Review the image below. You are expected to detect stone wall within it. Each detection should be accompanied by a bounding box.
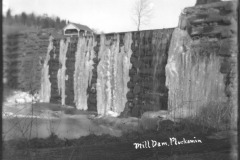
[41,35,97,110]
[166,1,238,120]
[40,30,173,117]
[123,29,173,117]
[49,38,62,104]
[4,1,237,121]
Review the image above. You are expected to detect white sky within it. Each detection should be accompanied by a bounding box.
[3,0,196,33]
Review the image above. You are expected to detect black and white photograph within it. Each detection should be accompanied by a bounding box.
[2,0,238,159]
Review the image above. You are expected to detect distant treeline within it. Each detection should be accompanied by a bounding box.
[3,9,69,29]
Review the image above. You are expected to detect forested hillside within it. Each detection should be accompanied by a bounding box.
[3,9,68,31]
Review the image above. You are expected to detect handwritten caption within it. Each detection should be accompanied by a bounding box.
[133,137,202,149]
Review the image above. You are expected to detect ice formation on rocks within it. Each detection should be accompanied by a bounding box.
[97,33,132,115]
[40,36,53,102]
[57,38,70,105]
[74,37,96,110]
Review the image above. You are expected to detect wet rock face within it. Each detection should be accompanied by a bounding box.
[166,1,237,119]
[65,38,78,106]
[124,30,173,117]
[87,35,100,112]
[49,39,62,104]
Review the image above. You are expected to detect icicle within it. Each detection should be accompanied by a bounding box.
[122,33,133,112]
[112,34,119,113]
[97,35,112,115]
[96,33,133,116]
[113,33,133,114]
[74,37,87,110]
[57,38,70,105]
[74,36,96,110]
[86,37,95,86]
[40,36,53,102]
[84,41,94,90]
[96,35,104,114]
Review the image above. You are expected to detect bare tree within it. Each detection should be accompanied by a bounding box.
[132,0,153,31]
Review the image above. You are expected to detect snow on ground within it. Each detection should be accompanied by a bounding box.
[4,90,40,105]
[2,91,136,140]
[2,90,175,141]
[2,102,125,140]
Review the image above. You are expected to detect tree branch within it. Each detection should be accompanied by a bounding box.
[132,0,153,31]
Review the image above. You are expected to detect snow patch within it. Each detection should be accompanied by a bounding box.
[4,90,40,106]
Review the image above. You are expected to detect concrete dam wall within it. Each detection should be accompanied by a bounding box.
[4,1,237,123]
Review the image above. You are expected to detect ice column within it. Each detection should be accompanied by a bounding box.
[57,38,70,105]
[74,37,95,110]
[97,35,112,115]
[40,36,53,102]
[97,33,133,115]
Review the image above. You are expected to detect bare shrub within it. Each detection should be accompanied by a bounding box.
[177,102,232,134]
[195,102,232,131]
